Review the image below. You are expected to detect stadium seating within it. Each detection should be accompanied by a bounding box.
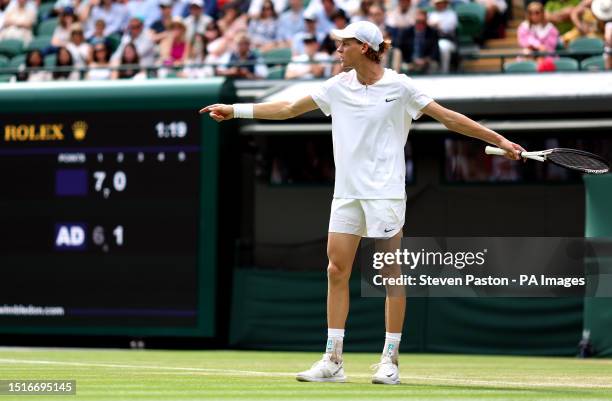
[0,55,9,69]
[37,2,55,22]
[553,57,579,71]
[0,39,25,58]
[568,37,605,54]
[9,54,26,69]
[580,55,605,71]
[44,53,56,67]
[262,47,292,66]
[37,18,59,36]
[455,2,486,45]
[267,66,285,79]
[26,36,52,52]
[503,60,537,73]
[107,33,122,53]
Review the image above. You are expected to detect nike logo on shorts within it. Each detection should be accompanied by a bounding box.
[384,228,394,233]
[385,98,398,102]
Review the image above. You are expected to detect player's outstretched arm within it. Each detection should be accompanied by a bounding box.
[199,95,319,122]
[422,101,525,160]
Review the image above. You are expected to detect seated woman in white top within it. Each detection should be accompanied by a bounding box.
[247,0,280,52]
[285,33,332,79]
[15,49,51,82]
[427,0,457,73]
[86,42,113,80]
[179,32,216,78]
[53,46,81,80]
[51,7,77,49]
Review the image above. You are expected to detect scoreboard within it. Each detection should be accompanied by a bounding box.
[0,79,233,337]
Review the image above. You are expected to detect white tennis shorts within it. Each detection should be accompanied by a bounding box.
[328,198,406,239]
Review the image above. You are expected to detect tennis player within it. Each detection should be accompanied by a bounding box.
[200,21,525,385]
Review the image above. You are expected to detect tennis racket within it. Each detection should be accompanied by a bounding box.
[485,146,610,174]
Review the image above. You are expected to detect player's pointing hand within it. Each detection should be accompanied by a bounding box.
[199,104,234,122]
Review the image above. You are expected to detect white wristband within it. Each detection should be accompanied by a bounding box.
[233,103,254,119]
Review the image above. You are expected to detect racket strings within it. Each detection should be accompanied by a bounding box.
[548,152,610,174]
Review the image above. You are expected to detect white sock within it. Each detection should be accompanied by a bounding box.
[325,328,345,363]
[383,332,401,364]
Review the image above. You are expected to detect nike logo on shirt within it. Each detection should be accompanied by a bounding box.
[385,98,398,102]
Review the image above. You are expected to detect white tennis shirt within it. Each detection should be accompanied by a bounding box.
[311,68,433,199]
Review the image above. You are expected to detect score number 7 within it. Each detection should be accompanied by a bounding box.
[93,171,127,194]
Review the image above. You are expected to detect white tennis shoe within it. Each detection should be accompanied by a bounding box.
[371,356,400,385]
[296,354,346,383]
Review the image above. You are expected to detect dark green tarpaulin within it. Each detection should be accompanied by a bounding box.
[583,175,612,357]
[230,268,582,355]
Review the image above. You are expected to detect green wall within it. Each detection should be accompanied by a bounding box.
[230,268,583,355]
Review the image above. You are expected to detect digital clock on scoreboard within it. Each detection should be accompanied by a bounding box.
[0,80,230,338]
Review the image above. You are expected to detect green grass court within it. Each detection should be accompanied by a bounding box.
[1,349,611,400]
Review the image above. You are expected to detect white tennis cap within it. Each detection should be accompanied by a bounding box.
[331,21,383,51]
[592,0,612,21]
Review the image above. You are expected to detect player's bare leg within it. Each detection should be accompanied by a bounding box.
[296,232,361,382]
[373,230,405,385]
[326,232,361,332]
[382,231,406,334]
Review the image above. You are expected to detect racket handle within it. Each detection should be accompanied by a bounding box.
[485,146,509,156]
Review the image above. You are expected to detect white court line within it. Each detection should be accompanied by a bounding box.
[0,358,611,389]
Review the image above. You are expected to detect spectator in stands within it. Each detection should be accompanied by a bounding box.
[305,0,360,19]
[475,0,508,38]
[52,0,78,18]
[397,8,439,73]
[173,0,191,18]
[561,0,604,45]
[218,1,248,36]
[428,0,457,73]
[81,0,129,38]
[351,0,373,23]
[292,11,325,55]
[159,17,189,66]
[16,49,48,81]
[0,0,35,44]
[386,0,417,44]
[111,42,145,78]
[179,32,215,77]
[605,21,611,69]
[66,22,92,66]
[87,18,112,47]
[51,7,77,49]
[126,0,160,28]
[248,0,280,51]
[209,1,248,57]
[0,0,10,31]
[203,19,223,55]
[285,33,332,78]
[184,0,212,43]
[546,0,584,32]
[313,0,338,35]
[217,33,268,78]
[367,3,390,38]
[86,41,112,79]
[517,2,559,57]
[277,0,305,47]
[112,16,157,66]
[248,0,287,18]
[320,8,348,54]
[53,46,81,80]
[367,3,393,66]
[150,0,173,43]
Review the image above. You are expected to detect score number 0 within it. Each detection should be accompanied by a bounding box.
[93,171,126,198]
